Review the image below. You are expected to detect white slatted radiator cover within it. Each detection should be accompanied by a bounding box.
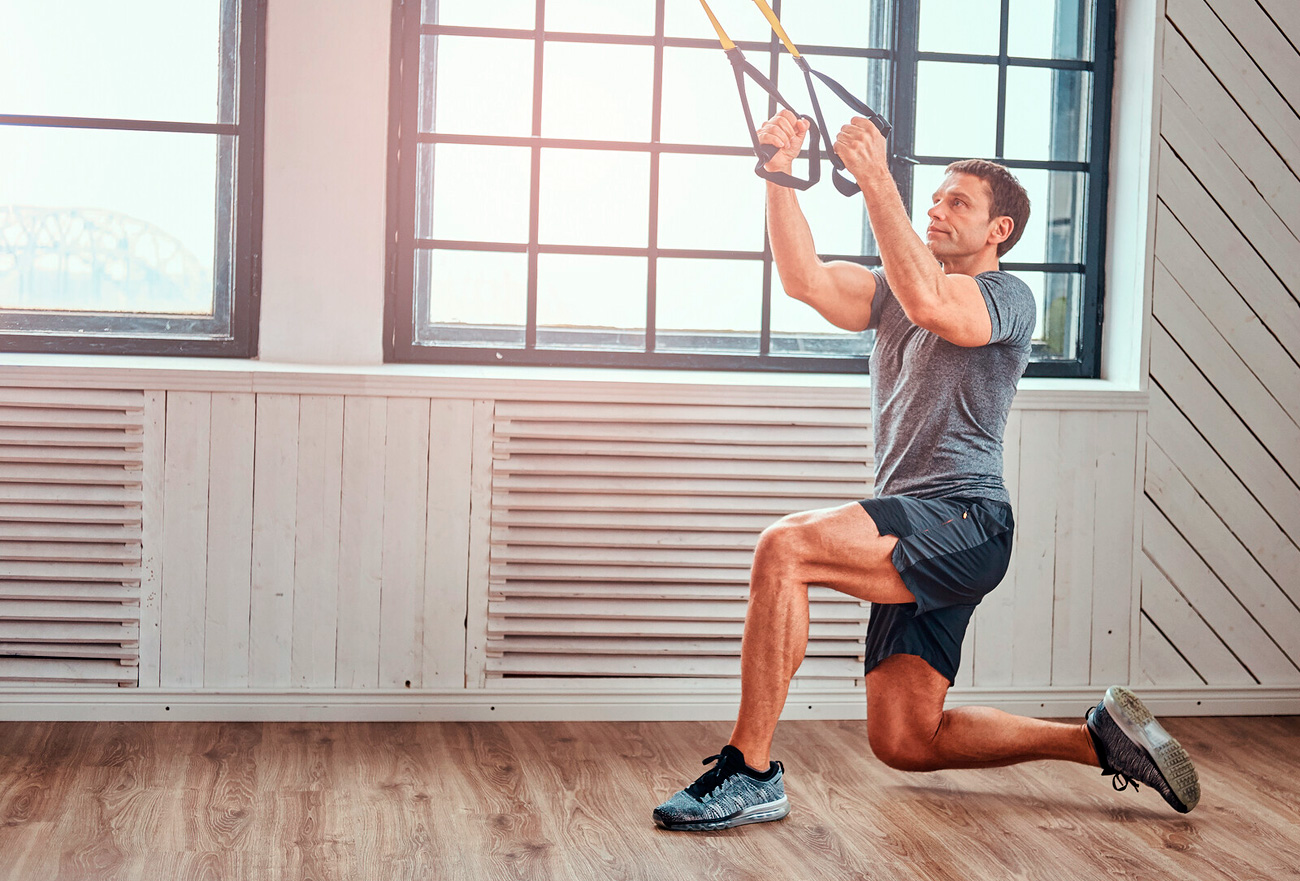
[0,388,142,686]
[487,400,875,681]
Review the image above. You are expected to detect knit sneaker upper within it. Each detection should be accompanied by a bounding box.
[653,745,788,830]
[1086,686,1201,813]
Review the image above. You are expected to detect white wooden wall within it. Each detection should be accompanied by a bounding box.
[1140,0,1300,687]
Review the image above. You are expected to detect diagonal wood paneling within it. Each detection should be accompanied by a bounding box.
[1145,0,1300,686]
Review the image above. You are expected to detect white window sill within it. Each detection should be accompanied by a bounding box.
[0,352,1145,410]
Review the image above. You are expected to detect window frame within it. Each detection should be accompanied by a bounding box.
[385,0,1114,377]
[0,0,267,358]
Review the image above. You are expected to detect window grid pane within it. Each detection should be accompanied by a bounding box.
[393,0,1111,376]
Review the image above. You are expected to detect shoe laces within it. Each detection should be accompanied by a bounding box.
[1104,769,1140,794]
[686,753,738,799]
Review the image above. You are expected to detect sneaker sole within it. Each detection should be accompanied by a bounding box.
[1104,686,1200,812]
[654,796,790,831]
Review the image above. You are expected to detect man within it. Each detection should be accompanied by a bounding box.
[652,111,1200,831]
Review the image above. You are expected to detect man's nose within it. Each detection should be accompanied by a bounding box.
[927,204,942,220]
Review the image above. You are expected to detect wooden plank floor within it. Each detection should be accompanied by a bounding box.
[0,716,1296,880]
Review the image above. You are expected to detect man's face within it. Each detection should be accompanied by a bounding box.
[924,173,1001,260]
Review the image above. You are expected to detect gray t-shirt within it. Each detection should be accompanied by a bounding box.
[866,268,1036,503]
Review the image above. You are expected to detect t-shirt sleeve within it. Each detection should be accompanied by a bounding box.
[866,268,894,331]
[977,272,1037,346]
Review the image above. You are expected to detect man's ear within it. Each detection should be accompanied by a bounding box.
[988,215,1014,249]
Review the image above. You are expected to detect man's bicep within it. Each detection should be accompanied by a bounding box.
[821,260,878,332]
[912,274,993,347]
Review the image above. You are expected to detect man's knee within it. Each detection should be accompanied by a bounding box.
[753,512,816,571]
[867,726,944,772]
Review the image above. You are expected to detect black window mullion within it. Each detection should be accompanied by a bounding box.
[890,0,920,206]
[996,0,1010,157]
[646,0,666,355]
[1082,0,1115,377]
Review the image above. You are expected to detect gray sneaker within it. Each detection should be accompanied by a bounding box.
[653,745,790,831]
[1086,686,1201,813]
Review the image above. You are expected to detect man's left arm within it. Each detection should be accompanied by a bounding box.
[834,119,992,348]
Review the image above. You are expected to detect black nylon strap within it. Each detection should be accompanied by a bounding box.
[724,48,820,191]
[794,55,892,196]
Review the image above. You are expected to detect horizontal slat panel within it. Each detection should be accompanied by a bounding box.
[496,402,868,426]
[0,503,141,524]
[493,491,849,514]
[494,526,760,550]
[0,562,141,584]
[0,581,140,602]
[0,621,138,642]
[495,454,869,482]
[0,522,142,543]
[489,581,866,604]
[489,596,868,621]
[0,642,138,660]
[486,637,860,657]
[0,407,143,430]
[0,445,143,467]
[0,656,136,683]
[491,563,751,583]
[0,541,141,563]
[0,427,143,449]
[492,545,755,568]
[492,616,865,639]
[494,510,780,532]
[0,483,140,506]
[0,388,144,410]
[0,599,141,623]
[497,421,871,444]
[486,654,859,678]
[497,438,869,462]
[0,463,142,487]
[496,474,867,498]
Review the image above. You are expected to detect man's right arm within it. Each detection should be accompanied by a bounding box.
[758,111,876,332]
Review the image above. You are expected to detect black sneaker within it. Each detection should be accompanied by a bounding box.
[652,745,789,831]
[1086,686,1201,813]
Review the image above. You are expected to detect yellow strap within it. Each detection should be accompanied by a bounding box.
[748,0,801,58]
[696,0,736,50]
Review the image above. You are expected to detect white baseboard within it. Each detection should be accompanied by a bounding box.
[0,685,1296,722]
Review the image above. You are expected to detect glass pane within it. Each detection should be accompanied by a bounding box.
[1008,0,1094,61]
[1004,68,1091,162]
[539,149,650,247]
[1013,270,1082,357]
[776,53,887,145]
[770,270,873,357]
[664,0,773,44]
[545,0,655,35]
[542,43,654,141]
[418,249,528,347]
[428,144,532,243]
[424,36,534,136]
[1011,169,1087,264]
[919,0,1001,56]
[657,154,765,252]
[778,0,892,50]
[914,62,998,158]
[800,175,872,257]
[0,2,224,122]
[660,47,777,148]
[537,254,646,350]
[0,126,220,315]
[424,0,535,29]
[655,258,761,354]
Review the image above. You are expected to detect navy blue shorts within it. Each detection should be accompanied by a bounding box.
[856,495,1015,685]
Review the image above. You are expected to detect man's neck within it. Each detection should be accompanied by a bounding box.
[938,252,1000,277]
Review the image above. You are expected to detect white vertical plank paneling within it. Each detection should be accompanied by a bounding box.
[248,394,300,687]
[1051,411,1096,685]
[1090,411,1137,686]
[1011,410,1057,685]
[464,400,495,689]
[203,393,255,688]
[973,408,1021,686]
[138,390,165,688]
[292,396,345,688]
[335,397,387,688]
[422,399,474,687]
[159,392,210,688]
[378,398,431,688]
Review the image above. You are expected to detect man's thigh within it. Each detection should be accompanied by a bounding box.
[865,653,950,745]
[769,502,914,605]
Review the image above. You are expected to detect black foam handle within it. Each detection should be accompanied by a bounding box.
[724,48,822,191]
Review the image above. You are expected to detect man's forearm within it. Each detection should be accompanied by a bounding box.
[858,172,944,317]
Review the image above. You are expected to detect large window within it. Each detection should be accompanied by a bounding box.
[0,0,266,357]
[387,0,1112,375]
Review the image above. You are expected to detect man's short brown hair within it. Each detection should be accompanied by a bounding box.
[944,159,1031,257]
